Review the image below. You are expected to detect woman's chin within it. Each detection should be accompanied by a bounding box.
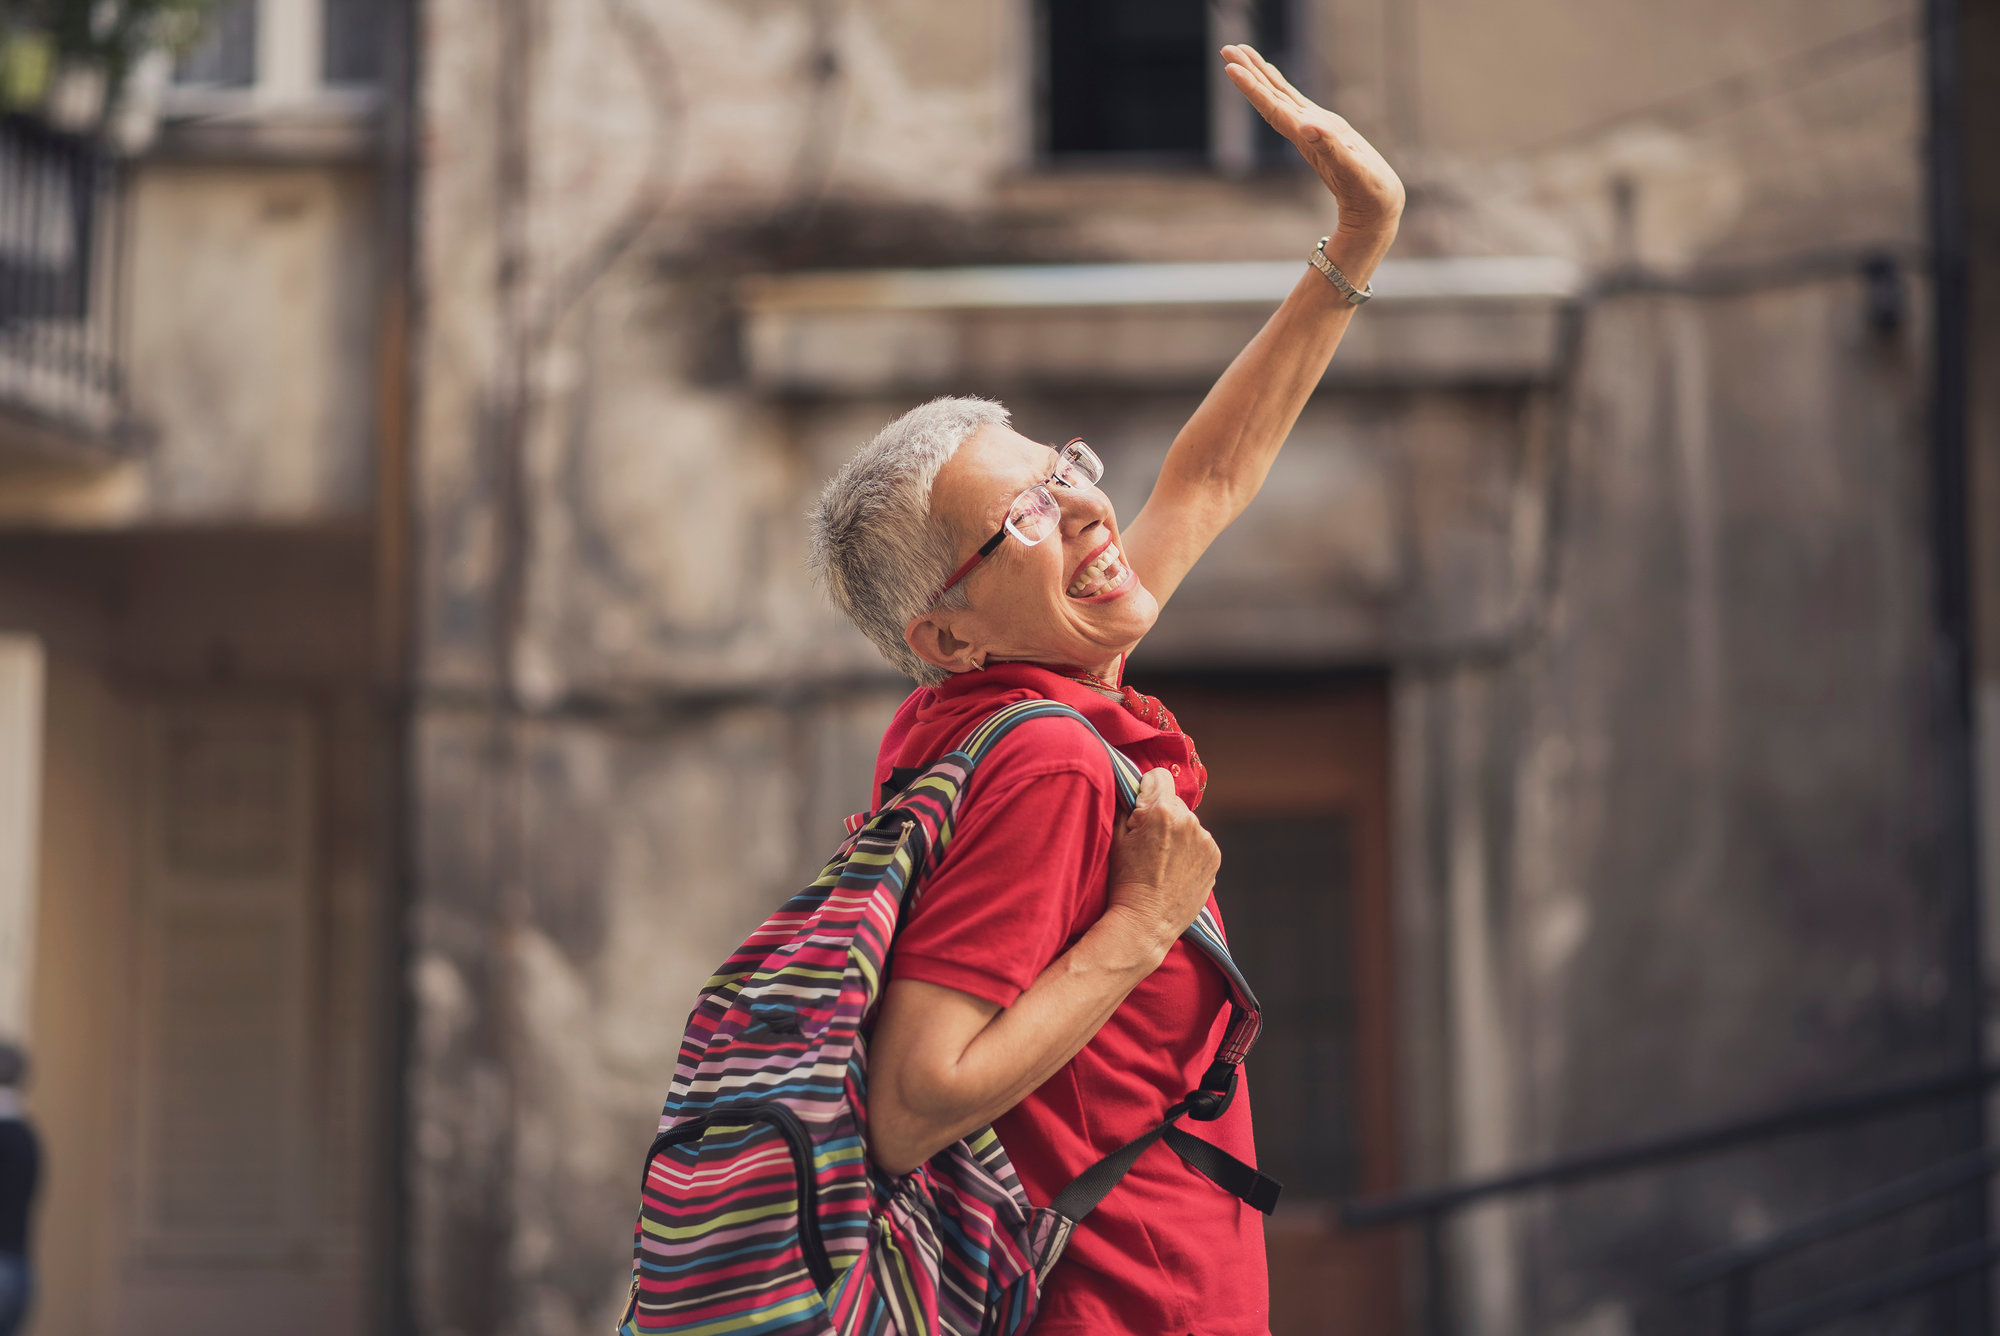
[1071,593,1158,653]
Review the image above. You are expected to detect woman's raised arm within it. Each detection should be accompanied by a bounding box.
[1120,45,1404,608]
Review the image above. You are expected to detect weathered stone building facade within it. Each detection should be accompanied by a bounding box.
[4,0,1999,1334]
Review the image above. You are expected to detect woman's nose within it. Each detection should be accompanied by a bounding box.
[1059,483,1112,533]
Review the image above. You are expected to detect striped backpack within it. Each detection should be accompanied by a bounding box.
[618,698,1280,1336]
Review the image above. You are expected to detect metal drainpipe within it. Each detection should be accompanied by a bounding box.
[1924,0,1986,1331]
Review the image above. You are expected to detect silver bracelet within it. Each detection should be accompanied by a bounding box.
[1308,235,1373,305]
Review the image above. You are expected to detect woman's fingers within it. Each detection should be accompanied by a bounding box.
[1129,767,1173,816]
[1219,56,1276,109]
[1219,42,1405,228]
[1220,45,1292,108]
[1228,44,1346,147]
[1223,47,1328,146]
[1220,46,1291,104]
[1225,43,1316,127]
[1222,60,1301,138]
[1241,44,1309,109]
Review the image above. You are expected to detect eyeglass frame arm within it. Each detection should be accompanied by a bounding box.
[933,527,1009,603]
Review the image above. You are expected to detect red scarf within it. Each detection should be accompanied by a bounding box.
[1066,669,1209,797]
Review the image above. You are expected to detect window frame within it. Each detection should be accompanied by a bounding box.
[163,0,383,120]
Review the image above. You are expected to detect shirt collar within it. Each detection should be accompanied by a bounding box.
[931,661,1170,749]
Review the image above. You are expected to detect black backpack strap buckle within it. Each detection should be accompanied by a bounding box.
[1184,1059,1238,1122]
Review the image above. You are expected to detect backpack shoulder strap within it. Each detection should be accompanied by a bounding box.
[846,698,1130,834]
[954,698,1263,1030]
[953,697,1144,800]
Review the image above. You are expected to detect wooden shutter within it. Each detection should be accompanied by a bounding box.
[132,703,313,1260]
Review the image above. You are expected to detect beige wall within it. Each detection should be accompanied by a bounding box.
[125,163,381,521]
[29,655,140,1336]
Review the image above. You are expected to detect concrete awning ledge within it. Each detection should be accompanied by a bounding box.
[740,257,1586,394]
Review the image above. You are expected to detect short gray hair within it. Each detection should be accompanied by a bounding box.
[808,396,1010,685]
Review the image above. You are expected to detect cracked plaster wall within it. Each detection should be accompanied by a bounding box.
[408,1,1959,1332]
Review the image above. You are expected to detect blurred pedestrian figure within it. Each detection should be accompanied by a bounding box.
[0,1043,37,1336]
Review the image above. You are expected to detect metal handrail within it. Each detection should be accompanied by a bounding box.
[1748,1239,2000,1336]
[1335,1063,2000,1336]
[1675,1142,2000,1290]
[1674,1142,2000,1335]
[1341,1063,2000,1227]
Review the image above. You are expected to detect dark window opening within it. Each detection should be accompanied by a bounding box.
[173,0,258,88]
[1045,0,1210,160]
[1041,0,1296,166]
[323,0,388,85]
[1243,0,1296,168]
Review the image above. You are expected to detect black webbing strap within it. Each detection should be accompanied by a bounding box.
[1161,1126,1283,1215]
[1047,1095,1282,1225]
[1048,1098,1196,1223]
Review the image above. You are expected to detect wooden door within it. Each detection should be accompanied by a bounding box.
[113,700,377,1335]
[1160,674,1403,1336]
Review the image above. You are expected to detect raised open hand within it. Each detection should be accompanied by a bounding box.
[1221,44,1405,237]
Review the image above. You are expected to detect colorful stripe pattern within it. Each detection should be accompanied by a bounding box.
[619,700,1265,1336]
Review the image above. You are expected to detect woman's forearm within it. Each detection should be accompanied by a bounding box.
[1121,221,1399,606]
[1158,224,1399,524]
[868,907,1176,1175]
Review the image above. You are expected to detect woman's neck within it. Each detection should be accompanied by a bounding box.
[984,652,1125,687]
[1067,655,1124,688]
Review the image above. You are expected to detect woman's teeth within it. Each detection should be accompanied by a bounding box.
[1067,544,1127,598]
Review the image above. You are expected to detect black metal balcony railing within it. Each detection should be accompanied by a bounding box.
[0,112,125,437]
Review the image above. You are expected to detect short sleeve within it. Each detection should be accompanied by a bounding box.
[888,730,1119,1009]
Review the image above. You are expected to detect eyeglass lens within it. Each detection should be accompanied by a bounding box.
[1006,441,1102,546]
[1007,489,1060,544]
[1055,439,1102,488]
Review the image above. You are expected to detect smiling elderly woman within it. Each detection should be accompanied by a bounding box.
[805,46,1402,1336]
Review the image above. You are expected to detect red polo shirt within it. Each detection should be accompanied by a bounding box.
[876,662,1269,1336]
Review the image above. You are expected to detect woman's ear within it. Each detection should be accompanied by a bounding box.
[904,612,981,675]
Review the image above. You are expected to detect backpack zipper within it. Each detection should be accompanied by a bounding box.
[646,1102,836,1293]
[617,1270,640,1332]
